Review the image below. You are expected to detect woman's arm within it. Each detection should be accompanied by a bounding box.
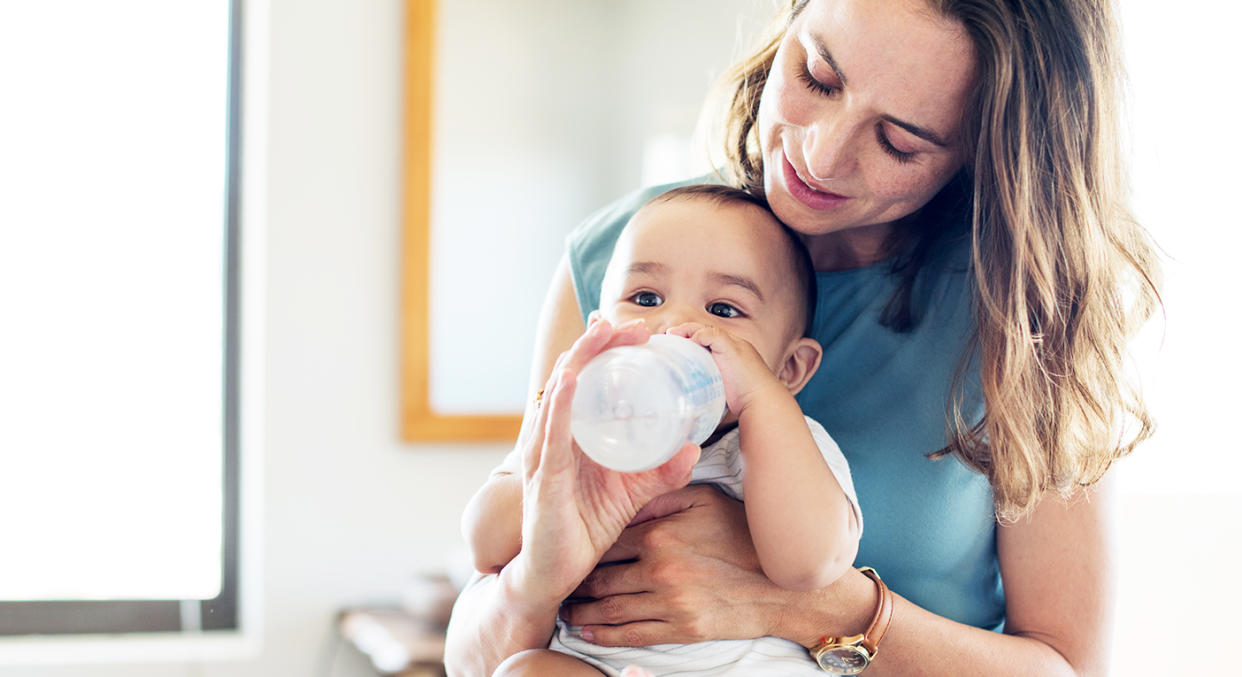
[562,476,1117,677]
[444,256,585,676]
[861,475,1117,676]
[456,255,585,573]
[443,256,700,677]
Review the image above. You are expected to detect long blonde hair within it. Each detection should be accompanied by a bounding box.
[717,0,1161,521]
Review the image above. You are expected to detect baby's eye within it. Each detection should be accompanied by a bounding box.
[707,302,741,318]
[631,291,663,307]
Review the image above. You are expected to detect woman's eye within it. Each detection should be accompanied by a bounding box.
[876,125,917,164]
[632,291,662,307]
[707,302,741,318]
[797,65,836,97]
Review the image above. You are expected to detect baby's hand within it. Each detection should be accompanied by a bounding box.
[665,323,787,415]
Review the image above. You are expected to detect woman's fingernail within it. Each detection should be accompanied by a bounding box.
[580,628,594,641]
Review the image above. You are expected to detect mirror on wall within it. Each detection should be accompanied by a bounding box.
[402,0,774,441]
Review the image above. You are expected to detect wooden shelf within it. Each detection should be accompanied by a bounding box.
[338,607,447,677]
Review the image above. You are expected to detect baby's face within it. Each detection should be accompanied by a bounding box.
[598,196,807,373]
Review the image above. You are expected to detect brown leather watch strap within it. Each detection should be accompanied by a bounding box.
[858,567,893,656]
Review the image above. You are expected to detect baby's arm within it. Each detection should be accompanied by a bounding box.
[670,324,859,591]
[737,388,859,590]
[461,468,523,574]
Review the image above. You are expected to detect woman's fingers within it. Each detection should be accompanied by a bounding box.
[561,318,617,373]
[649,441,699,497]
[571,558,649,600]
[526,318,650,477]
[521,350,568,476]
[560,590,657,628]
[523,318,616,474]
[538,367,579,475]
[627,481,706,528]
[555,484,780,647]
[579,620,683,648]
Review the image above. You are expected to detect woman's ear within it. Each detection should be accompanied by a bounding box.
[777,337,823,396]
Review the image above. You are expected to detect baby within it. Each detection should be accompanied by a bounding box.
[463,185,863,676]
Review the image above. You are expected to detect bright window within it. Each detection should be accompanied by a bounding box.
[0,0,238,633]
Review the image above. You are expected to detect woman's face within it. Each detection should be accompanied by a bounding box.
[758,0,976,245]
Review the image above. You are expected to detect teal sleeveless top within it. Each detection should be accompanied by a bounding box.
[566,180,1005,631]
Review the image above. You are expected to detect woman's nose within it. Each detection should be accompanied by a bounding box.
[802,116,858,181]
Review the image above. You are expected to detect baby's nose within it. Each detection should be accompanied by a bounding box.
[648,305,694,334]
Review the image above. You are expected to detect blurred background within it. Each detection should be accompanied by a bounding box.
[0,1,1237,675]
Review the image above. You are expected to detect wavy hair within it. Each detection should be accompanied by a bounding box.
[715,0,1161,521]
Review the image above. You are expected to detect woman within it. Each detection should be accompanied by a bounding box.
[446,0,1160,674]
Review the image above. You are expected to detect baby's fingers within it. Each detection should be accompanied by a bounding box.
[663,322,705,340]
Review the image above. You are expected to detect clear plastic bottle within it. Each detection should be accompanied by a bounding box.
[571,333,726,473]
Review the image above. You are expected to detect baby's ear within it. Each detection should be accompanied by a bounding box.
[777,337,823,396]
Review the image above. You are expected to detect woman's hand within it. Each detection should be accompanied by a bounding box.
[557,484,816,645]
[505,318,702,611]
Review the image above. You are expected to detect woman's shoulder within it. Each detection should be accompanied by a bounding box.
[566,174,724,321]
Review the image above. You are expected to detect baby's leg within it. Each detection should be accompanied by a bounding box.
[492,648,608,677]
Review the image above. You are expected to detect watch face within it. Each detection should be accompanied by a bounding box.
[815,646,871,675]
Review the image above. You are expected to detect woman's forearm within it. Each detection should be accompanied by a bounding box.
[762,571,1092,677]
[862,596,1086,677]
[773,485,1114,677]
[444,569,560,677]
[445,317,703,676]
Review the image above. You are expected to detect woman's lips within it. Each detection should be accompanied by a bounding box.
[782,154,849,210]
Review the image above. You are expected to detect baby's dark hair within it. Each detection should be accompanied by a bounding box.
[647,184,817,337]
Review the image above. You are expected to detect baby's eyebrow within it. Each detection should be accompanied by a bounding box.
[710,272,764,302]
[627,261,667,275]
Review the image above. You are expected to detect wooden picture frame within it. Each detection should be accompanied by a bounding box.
[401,0,521,441]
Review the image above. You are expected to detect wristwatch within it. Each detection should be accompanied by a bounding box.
[809,567,893,674]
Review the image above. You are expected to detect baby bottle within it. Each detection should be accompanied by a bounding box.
[571,333,726,472]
